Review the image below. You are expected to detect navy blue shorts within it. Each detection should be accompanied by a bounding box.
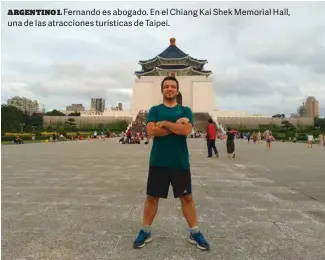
[146,166,192,199]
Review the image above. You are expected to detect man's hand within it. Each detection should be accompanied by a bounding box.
[156,121,166,128]
[161,121,192,136]
[176,117,190,124]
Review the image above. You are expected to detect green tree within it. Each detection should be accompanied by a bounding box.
[107,120,129,132]
[314,117,325,132]
[64,118,77,131]
[1,105,43,132]
[45,109,65,116]
[68,112,81,116]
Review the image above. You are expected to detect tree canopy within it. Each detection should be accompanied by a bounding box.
[1,105,43,132]
[44,109,65,116]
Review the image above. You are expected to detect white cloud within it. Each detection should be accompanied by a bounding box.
[1,1,325,116]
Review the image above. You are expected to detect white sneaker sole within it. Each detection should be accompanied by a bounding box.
[188,238,209,250]
[135,237,152,248]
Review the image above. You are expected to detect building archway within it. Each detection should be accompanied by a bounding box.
[177,92,182,105]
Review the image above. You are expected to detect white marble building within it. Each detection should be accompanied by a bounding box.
[130,75,216,113]
[130,37,216,113]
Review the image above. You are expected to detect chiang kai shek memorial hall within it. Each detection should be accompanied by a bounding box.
[127,37,259,132]
[130,37,216,114]
[124,38,312,132]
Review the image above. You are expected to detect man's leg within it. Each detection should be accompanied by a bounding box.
[133,167,169,249]
[143,196,160,226]
[172,171,210,250]
[207,139,212,157]
[180,194,198,228]
[211,139,219,157]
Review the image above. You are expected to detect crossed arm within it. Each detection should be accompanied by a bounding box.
[146,118,193,137]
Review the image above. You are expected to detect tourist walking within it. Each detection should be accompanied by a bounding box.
[226,127,235,158]
[133,76,210,251]
[263,128,272,150]
[246,132,251,144]
[307,133,314,148]
[206,118,219,158]
[252,132,257,143]
[257,131,262,144]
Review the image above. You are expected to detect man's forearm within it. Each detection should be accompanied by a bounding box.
[163,121,192,136]
[147,125,171,136]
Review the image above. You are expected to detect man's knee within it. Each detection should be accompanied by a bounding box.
[180,194,193,204]
[146,195,160,205]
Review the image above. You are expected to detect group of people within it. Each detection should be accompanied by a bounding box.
[205,119,274,158]
[12,135,24,144]
[307,133,325,148]
[245,131,270,144]
[118,129,150,144]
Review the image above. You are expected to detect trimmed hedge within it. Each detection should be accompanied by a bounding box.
[1,134,91,142]
[2,135,48,141]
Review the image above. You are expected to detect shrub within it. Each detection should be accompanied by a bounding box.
[297,133,307,141]
[272,132,286,139]
[4,132,32,136]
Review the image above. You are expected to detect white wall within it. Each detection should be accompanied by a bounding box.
[130,82,154,112]
[209,110,271,117]
[130,76,217,112]
[192,82,216,112]
[81,110,132,117]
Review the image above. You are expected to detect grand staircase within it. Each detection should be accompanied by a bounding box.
[127,111,148,133]
[193,112,226,134]
[193,113,211,132]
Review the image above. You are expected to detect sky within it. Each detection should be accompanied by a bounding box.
[1,1,325,117]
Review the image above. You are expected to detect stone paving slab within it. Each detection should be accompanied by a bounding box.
[1,139,325,259]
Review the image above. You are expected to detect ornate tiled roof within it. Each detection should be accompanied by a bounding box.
[135,66,211,76]
[138,38,207,64]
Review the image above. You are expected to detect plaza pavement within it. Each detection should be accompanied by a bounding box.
[1,138,325,260]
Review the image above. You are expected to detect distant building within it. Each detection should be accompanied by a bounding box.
[290,113,298,118]
[66,104,85,112]
[111,102,124,111]
[91,98,105,113]
[7,96,39,114]
[304,96,320,118]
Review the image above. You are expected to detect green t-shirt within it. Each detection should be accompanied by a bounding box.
[146,104,194,170]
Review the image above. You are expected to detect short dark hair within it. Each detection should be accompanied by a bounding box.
[161,76,179,92]
[227,127,231,131]
[208,118,213,123]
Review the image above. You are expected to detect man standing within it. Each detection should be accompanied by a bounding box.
[226,127,235,158]
[263,128,272,150]
[126,129,132,144]
[133,76,210,251]
[206,118,219,158]
[257,131,262,144]
[307,133,314,148]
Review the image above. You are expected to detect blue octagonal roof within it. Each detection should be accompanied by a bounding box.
[139,38,207,64]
